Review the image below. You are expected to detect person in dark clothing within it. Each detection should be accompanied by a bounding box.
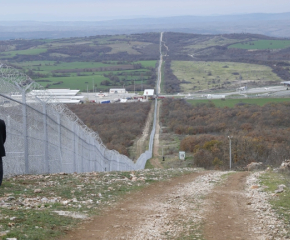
[0,119,6,186]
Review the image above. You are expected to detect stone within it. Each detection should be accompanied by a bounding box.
[7,196,15,201]
[131,177,137,182]
[246,162,263,171]
[34,189,42,193]
[279,160,290,172]
[41,197,48,202]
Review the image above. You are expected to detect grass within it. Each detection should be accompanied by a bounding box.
[187,98,290,108]
[107,43,140,55]
[229,40,290,50]
[0,48,47,59]
[145,159,155,169]
[12,60,156,91]
[0,168,197,239]
[259,171,290,238]
[185,36,249,52]
[160,60,165,93]
[171,61,282,93]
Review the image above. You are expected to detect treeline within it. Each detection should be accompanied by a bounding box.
[67,102,151,156]
[160,99,290,169]
[163,60,181,93]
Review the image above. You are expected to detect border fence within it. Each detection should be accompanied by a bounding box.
[0,64,157,176]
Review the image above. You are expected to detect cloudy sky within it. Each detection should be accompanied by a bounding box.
[1,0,290,21]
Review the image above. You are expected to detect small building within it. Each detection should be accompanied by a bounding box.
[143,89,154,96]
[281,81,290,87]
[28,89,84,104]
[207,94,225,99]
[236,86,247,91]
[143,89,155,100]
[109,88,127,94]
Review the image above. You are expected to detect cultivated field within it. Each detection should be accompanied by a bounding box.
[229,39,290,50]
[184,35,248,53]
[0,33,160,91]
[12,60,157,91]
[171,61,282,92]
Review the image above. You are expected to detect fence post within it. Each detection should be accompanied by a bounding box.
[57,113,63,172]
[21,88,29,174]
[73,123,77,173]
[34,96,50,174]
[81,132,84,173]
[42,102,49,173]
[15,82,34,174]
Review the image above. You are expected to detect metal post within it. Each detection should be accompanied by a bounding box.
[35,96,51,174]
[57,113,63,172]
[81,133,84,173]
[93,139,96,172]
[228,136,233,170]
[73,124,77,172]
[42,102,49,173]
[22,90,29,174]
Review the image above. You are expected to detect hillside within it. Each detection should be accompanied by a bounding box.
[159,98,290,169]
[1,12,290,39]
[161,32,290,93]
[0,33,159,91]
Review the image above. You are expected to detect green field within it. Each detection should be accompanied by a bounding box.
[171,61,282,93]
[0,48,47,58]
[185,36,249,52]
[12,60,157,91]
[187,98,290,108]
[228,40,290,50]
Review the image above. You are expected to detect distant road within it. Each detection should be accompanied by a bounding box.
[158,85,290,99]
[156,32,163,95]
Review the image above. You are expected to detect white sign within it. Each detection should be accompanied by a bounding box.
[179,151,185,160]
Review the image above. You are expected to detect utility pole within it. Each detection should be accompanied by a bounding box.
[228,136,233,170]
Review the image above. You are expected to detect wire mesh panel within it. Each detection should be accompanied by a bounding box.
[0,63,157,176]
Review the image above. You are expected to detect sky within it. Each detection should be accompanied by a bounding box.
[1,0,290,21]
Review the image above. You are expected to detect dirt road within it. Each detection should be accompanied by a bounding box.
[203,172,257,240]
[61,171,287,239]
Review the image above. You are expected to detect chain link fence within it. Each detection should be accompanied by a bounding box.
[0,63,157,176]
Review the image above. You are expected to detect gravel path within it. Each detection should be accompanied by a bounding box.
[245,172,289,240]
[61,171,289,239]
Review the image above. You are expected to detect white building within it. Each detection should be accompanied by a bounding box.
[207,94,225,99]
[109,88,127,94]
[28,89,84,104]
[143,89,154,96]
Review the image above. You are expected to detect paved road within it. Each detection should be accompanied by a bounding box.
[158,85,290,99]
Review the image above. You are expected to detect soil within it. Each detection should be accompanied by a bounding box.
[150,100,163,169]
[61,171,205,240]
[60,171,265,240]
[135,102,154,157]
[203,172,258,240]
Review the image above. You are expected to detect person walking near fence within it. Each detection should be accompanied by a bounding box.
[0,119,6,186]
